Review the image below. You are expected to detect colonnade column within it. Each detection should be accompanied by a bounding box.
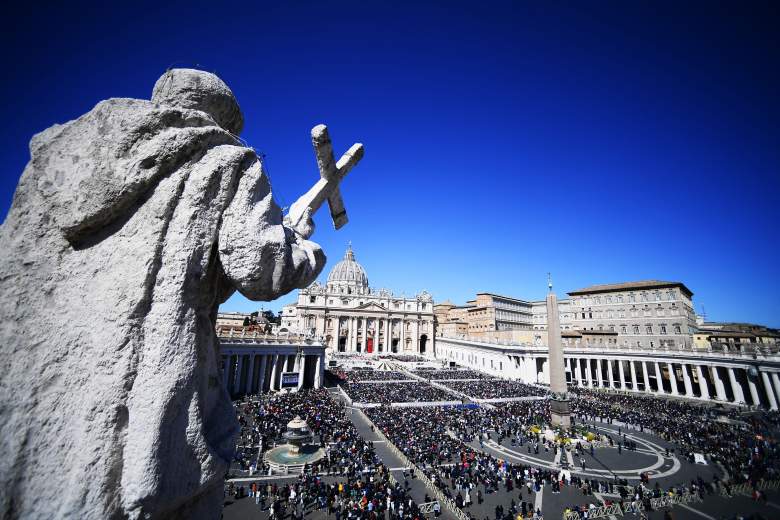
[727,367,745,404]
[681,364,693,397]
[584,359,592,387]
[258,355,268,393]
[628,360,637,391]
[667,362,679,396]
[248,354,256,393]
[771,373,780,406]
[596,358,604,388]
[618,360,627,390]
[761,371,778,410]
[607,359,614,389]
[712,367,727,401]
[747,372,760,406]
[654,362,663,393]
[233,355,245,395]
[695,365,710,400]
[270,354,279,391]
[641,361,650,393]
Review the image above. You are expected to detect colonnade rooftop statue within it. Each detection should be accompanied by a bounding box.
[0,68,362,519]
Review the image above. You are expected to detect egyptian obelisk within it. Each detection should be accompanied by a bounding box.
[546,275,571,427]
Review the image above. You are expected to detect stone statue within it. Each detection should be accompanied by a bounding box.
[0,69,363,519]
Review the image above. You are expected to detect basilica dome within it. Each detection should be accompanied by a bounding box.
[327,244,368,290]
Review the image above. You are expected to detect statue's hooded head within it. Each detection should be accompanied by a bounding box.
[151,68,244,135]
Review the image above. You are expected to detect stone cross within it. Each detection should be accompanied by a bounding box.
[287,124,364,233]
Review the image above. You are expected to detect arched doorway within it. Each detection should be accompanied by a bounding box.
[419,334,428,354]
[338,336,347,352]
[391,338,399,353]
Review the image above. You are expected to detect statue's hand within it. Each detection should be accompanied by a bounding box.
[285,207,315,239]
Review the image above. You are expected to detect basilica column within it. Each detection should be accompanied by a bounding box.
[695,365,710,400]
[641,361,650,393]
[349,317,356,352]
[654,362,663,393]
[297,354,306,390]
[761,371,778,410]
[413,319,420,354]
[727,367,745,404]
[334,317,341,351]
[618,360,627,390]
[667,362,679,396]
[258,355,268,393]
[314,355,323,388]
[385,316,391,353]
[360,318,367,353]
[681,364,694,397]
[629,360,638,391]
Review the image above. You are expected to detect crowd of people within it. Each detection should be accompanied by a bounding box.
[227,467,424,519]
[416,369,497,381]
[342,382,456,404]
[441,380,548,399]
[333,369,413,383]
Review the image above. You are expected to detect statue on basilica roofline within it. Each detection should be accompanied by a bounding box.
[0,68,363,519]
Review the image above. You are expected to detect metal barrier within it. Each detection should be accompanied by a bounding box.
[563,482,780,520]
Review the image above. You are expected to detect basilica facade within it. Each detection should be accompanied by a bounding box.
[281,245,435,356]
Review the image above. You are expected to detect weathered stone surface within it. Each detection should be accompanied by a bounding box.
[0,69,327,519]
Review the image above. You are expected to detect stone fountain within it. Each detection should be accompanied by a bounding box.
[264,416,325,474]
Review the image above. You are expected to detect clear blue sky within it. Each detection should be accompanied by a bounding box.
[2,1,778,326]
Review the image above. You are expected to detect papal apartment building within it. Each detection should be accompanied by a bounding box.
[437,280,698,348]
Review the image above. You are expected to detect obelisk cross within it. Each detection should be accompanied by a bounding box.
[286,124,364,235]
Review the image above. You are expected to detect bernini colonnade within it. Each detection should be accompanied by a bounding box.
[436,335,780,410]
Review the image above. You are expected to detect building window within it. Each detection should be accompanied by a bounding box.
[621,325,628,334]
[660,325,667,335]
[628,294,634,303]
[673,324,682,334]
[633,325,640,334]
[309,296,316,303]
[645,325,653,334]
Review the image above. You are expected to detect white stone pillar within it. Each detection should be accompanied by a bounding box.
[607,359,614,389]
[595,359,603,387]
[641,361,650,393]
[667,362,679,396]
[654,362,663,393]
[385,317,391,353]
[258,355,268,393]
[349,318,356,352]
[297,354,306,390]
[412,319,419,354]
[695,365,710,400]
[747,371,759,406]
[618,360,627,390]
[727,367,745,404]
[247,354,256,394]
[629,360,638,391]
[712,367,727,401]
[334,317,341,351]
[314,355,323,388]
[585,358,592,386]
[360,318,367,353]
[771,373,780,406]
[270,354,279,391]
[681,364,693,397]
[233,355,245,394]
[761,371,778,410]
